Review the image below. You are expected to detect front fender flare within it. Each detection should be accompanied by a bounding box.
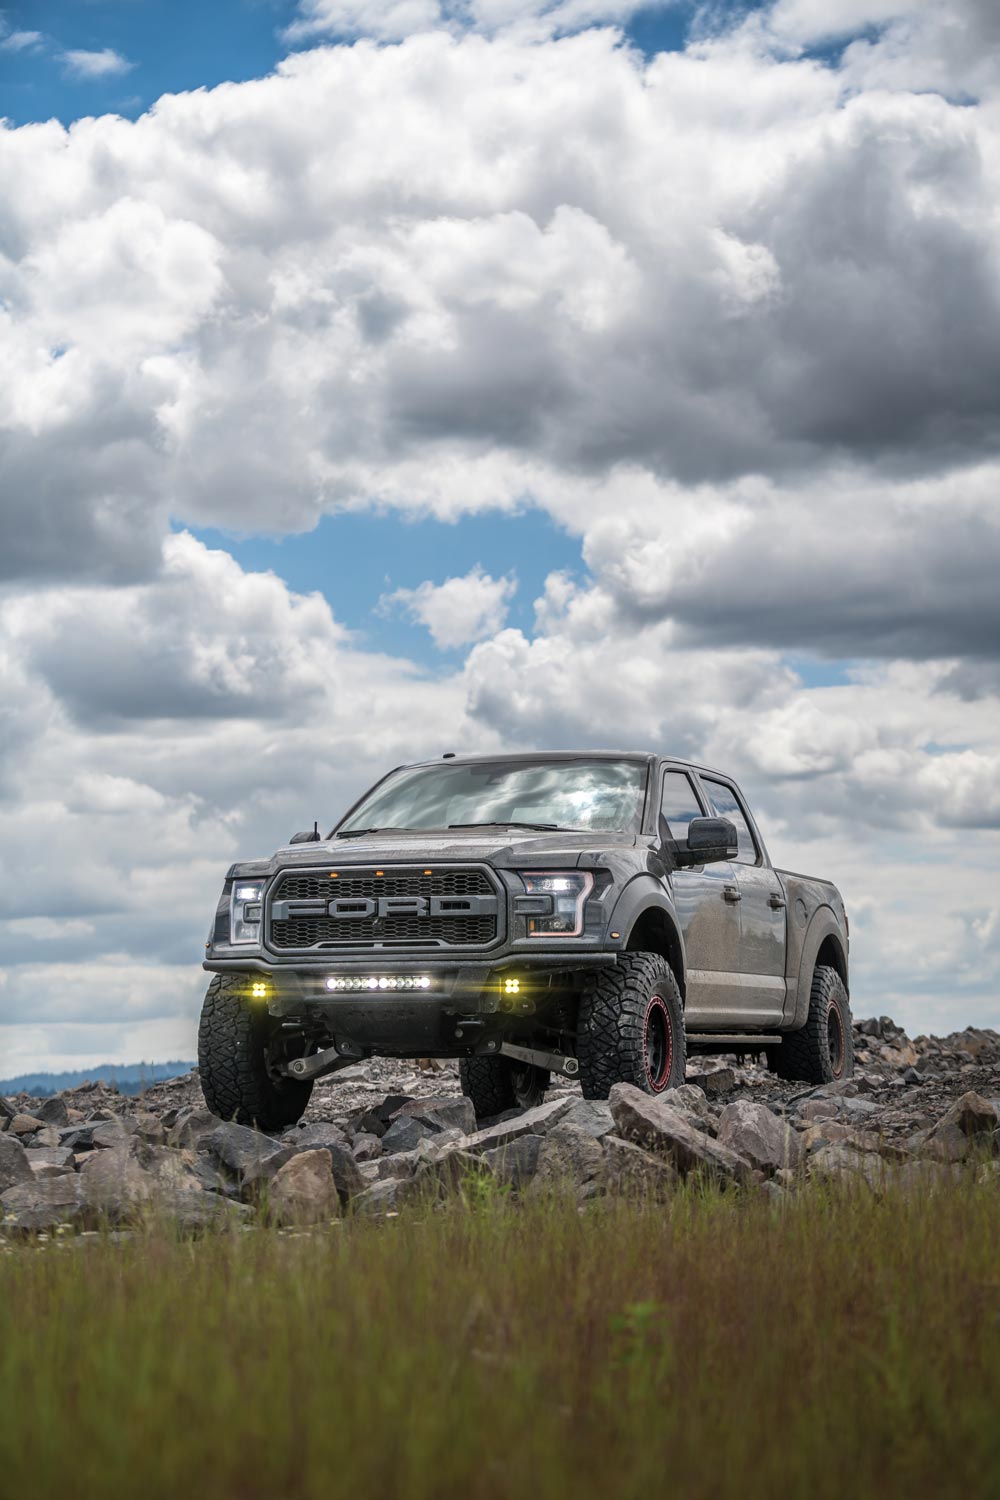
[606,876,687,998]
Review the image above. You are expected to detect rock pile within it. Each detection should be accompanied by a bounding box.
[2,1015,998,1234]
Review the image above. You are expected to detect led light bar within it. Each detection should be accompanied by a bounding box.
[325,975,433,992]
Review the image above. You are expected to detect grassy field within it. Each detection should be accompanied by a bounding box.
[2,1174,999,1500]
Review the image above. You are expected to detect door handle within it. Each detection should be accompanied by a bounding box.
[723,885,742,903]
[769,895,786,910]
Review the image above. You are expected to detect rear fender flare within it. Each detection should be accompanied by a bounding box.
[789,908,848,1030]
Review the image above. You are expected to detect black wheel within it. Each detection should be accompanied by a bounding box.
[459,1054,549,1121]
[770,965,854,1084]
[198,975,313,1131]
[576,952,686,1099]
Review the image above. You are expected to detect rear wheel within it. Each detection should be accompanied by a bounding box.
[459,1054,549,1122]
[198,975,313,1131]
[577,952,686,1099]
[770,965,854,1084]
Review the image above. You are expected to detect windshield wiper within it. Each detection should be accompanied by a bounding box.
[448,821,561,832]
[335,827,403,839]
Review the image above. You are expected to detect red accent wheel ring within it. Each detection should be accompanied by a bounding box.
[643,994,673,1092]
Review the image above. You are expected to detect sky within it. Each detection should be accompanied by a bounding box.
[1,0,999,1075]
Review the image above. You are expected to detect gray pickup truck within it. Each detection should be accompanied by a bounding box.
[199,752,852,1127]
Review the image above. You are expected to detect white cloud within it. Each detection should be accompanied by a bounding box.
[61,47,134,80]
[382,566,517,646]
[0,29,43,53]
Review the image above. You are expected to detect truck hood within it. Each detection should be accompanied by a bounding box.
[230,827,639,877]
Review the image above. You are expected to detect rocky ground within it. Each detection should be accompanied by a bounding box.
[2,1015,999,1235]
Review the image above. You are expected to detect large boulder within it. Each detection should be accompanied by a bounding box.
[205,1123,295,1190]
[609,1083,753,1184]
[380,1115,437,1155]
[1,1175,88,1232]
[482,1133,543,1189]
[35,1095,70,1127]
[601,1135,678,1197]
[462,1096,575,1155]
[527,1123,605,1200]
[268,1150,340,1224]
[293,1136,366,1200]
[556,1099,616,1139]
[0,1134,34,1191]
[717,1101,802,1173]
[390,1097,478,1136]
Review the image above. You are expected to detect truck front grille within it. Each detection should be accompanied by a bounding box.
[267,866,500,952]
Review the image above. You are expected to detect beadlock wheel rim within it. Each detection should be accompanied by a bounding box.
[827,1001,845,1078]
[643,995,673,1092]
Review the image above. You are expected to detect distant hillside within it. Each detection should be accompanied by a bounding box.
[0,1061,196,1098]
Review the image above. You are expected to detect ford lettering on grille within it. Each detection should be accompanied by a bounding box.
[267,867,501,951]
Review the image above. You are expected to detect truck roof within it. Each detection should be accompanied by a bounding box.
[400,750,736,780]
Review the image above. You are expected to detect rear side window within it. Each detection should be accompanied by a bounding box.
[701,778,759,866]
[659,769,705,840]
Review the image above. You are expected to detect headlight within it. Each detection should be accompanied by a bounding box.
[520,871,594,937]
[230,881,264,945]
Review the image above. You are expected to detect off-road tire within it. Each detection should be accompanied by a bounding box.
[769,965,854,1084]
[577,952,686,1099]
[459,1055,550,1121]
[198,974,313,1130]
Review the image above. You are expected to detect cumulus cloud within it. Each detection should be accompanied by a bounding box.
[0,28,43,54]
[382,566,517,646]
[60,47,133,79]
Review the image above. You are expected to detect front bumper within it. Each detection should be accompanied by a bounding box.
[202,951,618,1056]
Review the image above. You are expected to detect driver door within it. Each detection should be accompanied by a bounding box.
[659,767,745,1027]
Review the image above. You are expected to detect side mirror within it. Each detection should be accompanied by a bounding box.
[669,816,738,868]
[289,824,322,844]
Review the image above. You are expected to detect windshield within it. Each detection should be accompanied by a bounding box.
[338,758,648,835]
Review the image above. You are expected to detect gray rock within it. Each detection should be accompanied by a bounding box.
[0,1134,34,1191]
[661,1084,712,1120]
[283,1122,349,1151]
[79,1145,158,1219]
[91,1118,132,1149]
[35,1096,70,1127]
[295,1137,366,1199]
[25,1146,76,1175]
[557,1099,616,1139]
[168,1108,220,1149]
[528,1123,605,1198]
[267,1150,340,1224]
[609,1083,753,1184]
[391,1096,477,1136]
[808,1144,886,1188]
[600,1135,678,1196]
[351,1177,413,1217]
[9,1113,44,1137]
[0,1096,15,1122]
[380,1115,436,1155]
[483,1133,543,1189]
[414,1149,495,1196]
[717,1101,802,1173]
[933,1090,998,1139]
[351,1131,382,1162]
[205,1123,295,1189]
[1,1175,87,1232]
[686,1068,736,1097]
[463,1096,575,1154]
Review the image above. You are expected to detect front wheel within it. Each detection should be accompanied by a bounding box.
[576,953,686,1099]
[198,975,313,1131]
[769,965,854,1084]
[459,1054,549,1122]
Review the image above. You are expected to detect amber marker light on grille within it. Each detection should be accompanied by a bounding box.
[504,978,521,994]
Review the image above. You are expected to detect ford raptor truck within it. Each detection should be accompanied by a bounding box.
[199,752,853,1128]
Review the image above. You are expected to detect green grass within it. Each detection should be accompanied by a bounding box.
[2,1175,1000,1500]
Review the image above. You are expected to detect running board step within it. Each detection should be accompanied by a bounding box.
[686,1034,782,1047]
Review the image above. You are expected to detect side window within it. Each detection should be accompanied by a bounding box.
[659,769,705,841]
[701,779,759,866]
